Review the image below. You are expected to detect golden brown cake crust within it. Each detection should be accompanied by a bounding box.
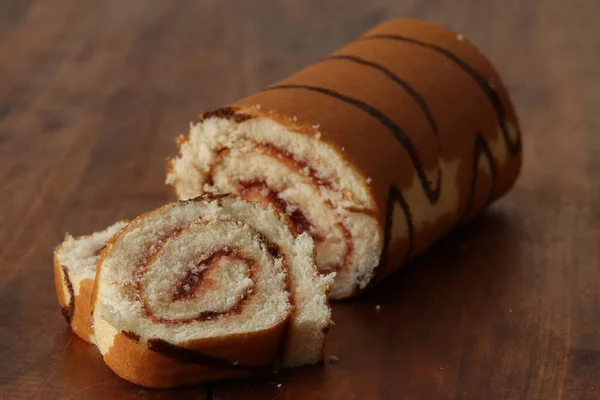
[102,319,289,388]
[103,333,252,389]
[71,279,95,342]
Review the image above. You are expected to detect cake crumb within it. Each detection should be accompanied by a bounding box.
[330,320,335,326]
[277,383,283,388]
[315,131,322,139]
[291,116,298,122]
[328,355,340,363]
[259,186,270,196]
[254,104,261,109]
[366,177,372,184]
[456,34,465,41]
[341,146,345,152]
[312,124,320,129]
[375,304,381,311]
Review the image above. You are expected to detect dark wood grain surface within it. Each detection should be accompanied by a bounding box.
[1,1,598,399]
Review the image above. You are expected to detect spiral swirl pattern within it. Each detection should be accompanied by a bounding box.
[92,195,332,388]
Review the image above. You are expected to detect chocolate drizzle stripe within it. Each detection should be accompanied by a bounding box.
[200,106,254,124]
[147,338,268,370]
[60,265,75,323]
[263,84,442,203]
[122,330,141,342]
[379,186,415,270]
[359,34,522,155]
[458,133,498,223]
[321,54,439,136]
[378,135,499,275]
[259,38,523,289]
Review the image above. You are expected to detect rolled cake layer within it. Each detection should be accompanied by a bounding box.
[167,19,522,299]
[54,221,128,343]
[92,195,333,388]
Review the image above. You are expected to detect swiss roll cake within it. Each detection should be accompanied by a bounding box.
[92,195,333,388]
[166,19,522,299]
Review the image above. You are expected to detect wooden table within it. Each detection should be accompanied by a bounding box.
[1,1,598,399]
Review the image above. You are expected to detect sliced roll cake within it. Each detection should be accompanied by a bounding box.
[92,195,333,388]
[53,221,128,343]
[166,19,522,299]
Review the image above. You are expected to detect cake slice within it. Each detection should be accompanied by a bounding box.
[92,195,333,388]
[54,221,128,343]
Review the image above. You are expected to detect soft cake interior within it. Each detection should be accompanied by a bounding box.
[167,115,382,298]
